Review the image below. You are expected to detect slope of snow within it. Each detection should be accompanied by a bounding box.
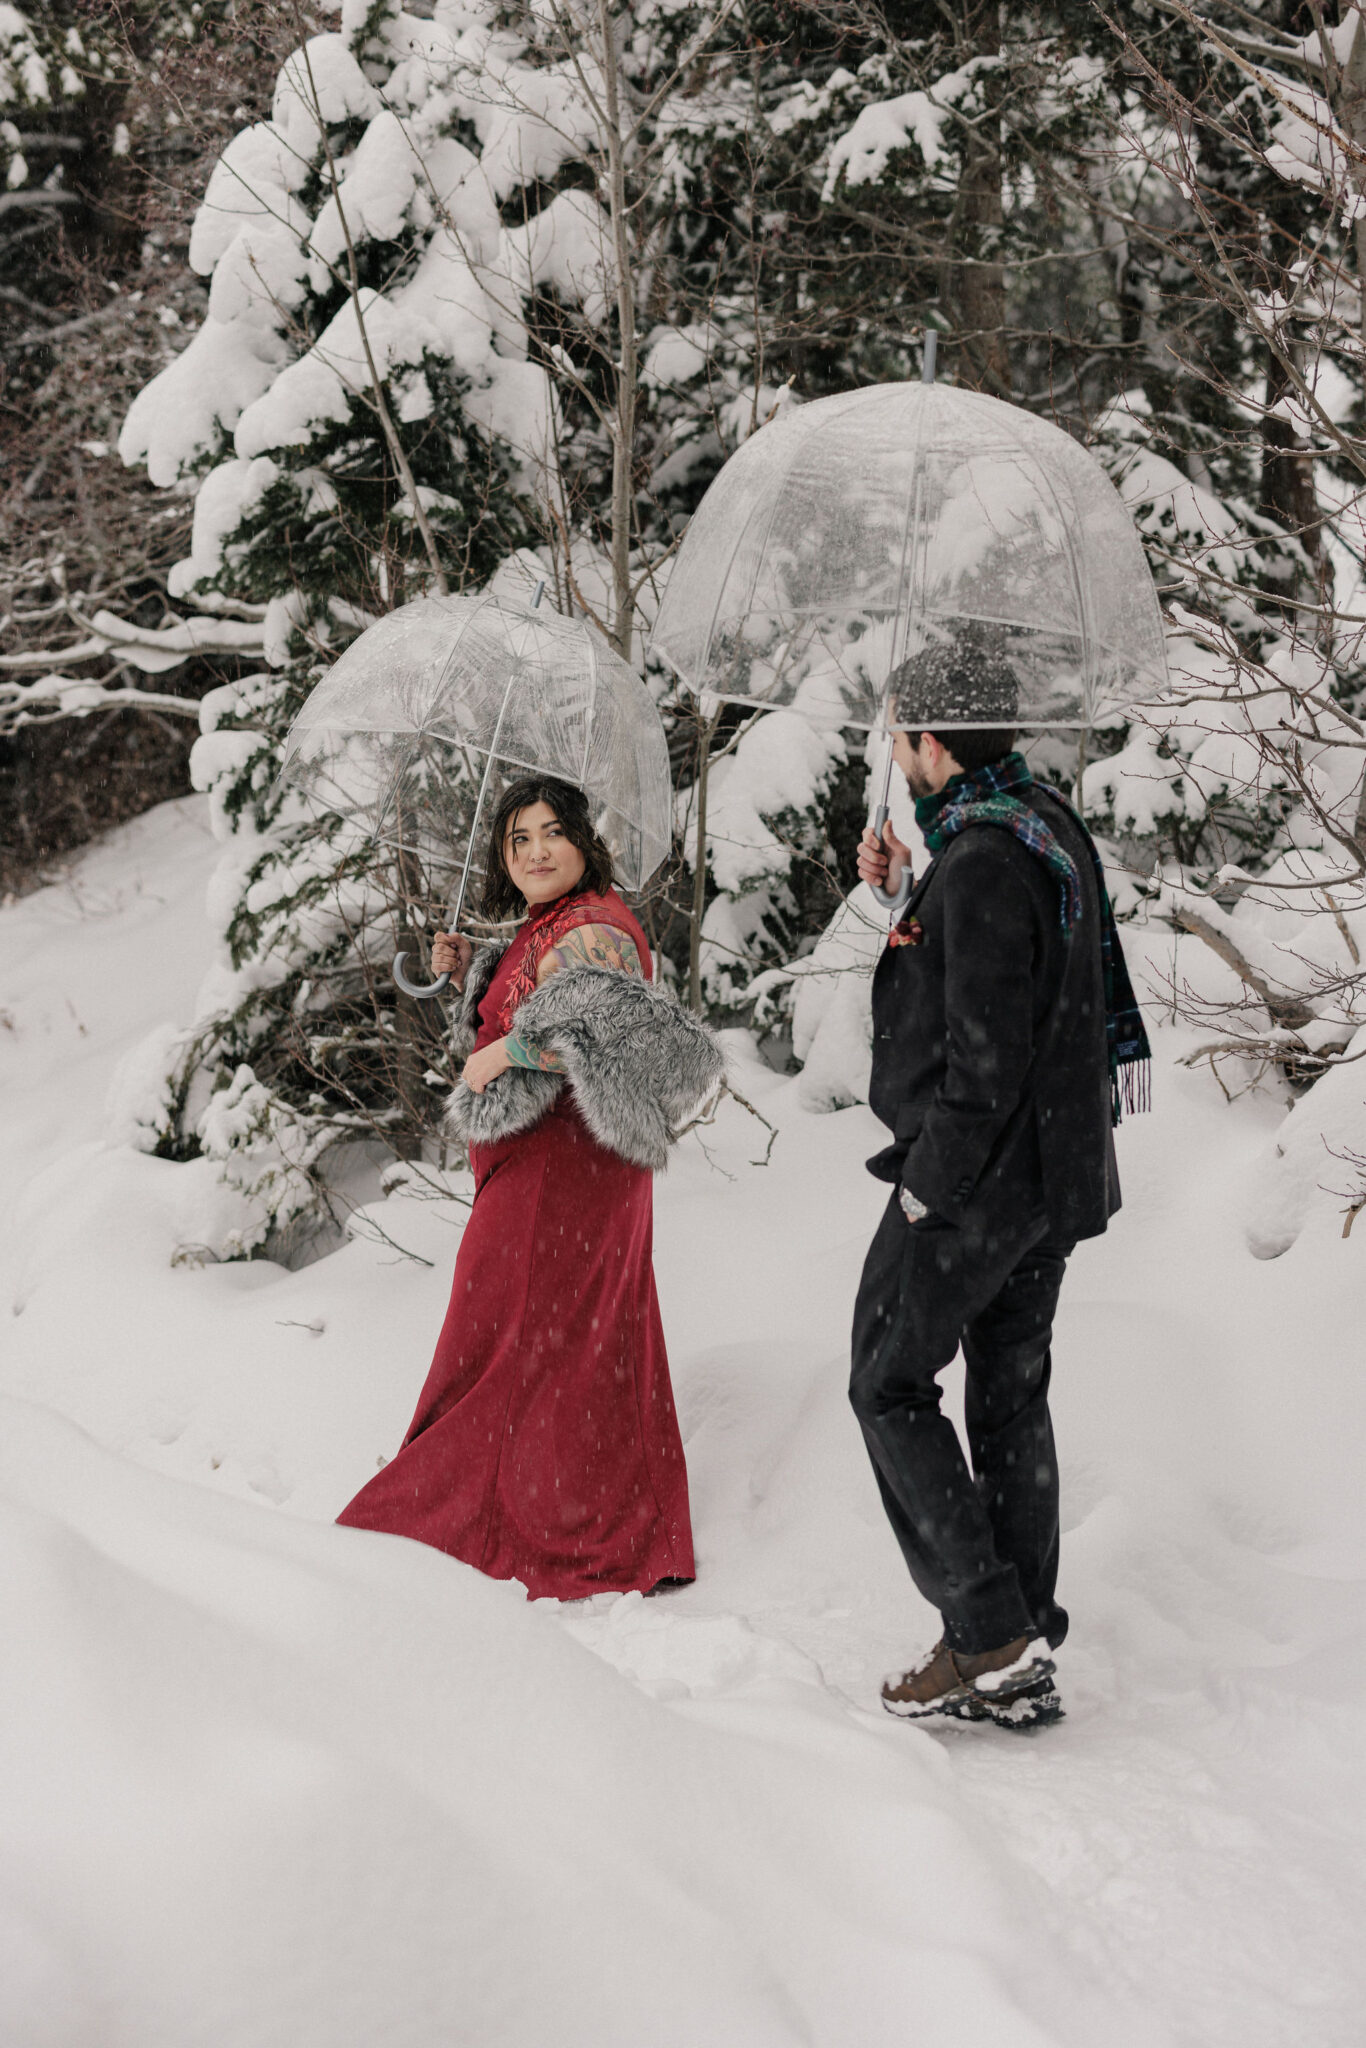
[1,798,1364,2046]
[0,798,220,1218]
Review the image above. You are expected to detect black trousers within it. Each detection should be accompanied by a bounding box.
[850,1193,1071,1655]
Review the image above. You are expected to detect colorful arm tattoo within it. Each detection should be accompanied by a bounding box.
[536,923,644,983]
[508,924,643,1071]
[504,1032,565,1073]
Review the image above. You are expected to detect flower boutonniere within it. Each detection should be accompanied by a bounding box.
[889,915,924,949]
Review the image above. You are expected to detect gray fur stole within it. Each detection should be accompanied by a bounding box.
[445,945,725,1172]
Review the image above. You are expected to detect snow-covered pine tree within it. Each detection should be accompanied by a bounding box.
[107,0,780,1254]
[110,0,612,1257]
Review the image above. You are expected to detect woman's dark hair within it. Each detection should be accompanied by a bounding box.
[479,774,615,920]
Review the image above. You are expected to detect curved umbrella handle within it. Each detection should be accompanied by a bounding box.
[392,950,451,999]
[867,872,914,914]
[865,805,914,914]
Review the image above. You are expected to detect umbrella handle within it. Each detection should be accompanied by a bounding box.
[865,804,914,914]
[392,951,451,999]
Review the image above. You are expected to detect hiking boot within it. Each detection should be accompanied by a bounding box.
[881,1634,1063,1731]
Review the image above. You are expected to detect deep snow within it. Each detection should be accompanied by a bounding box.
[2,797,1364,2047]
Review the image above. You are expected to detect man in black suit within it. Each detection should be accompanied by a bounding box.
[851,642,1131,1730]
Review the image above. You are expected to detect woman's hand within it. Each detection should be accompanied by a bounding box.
[856,820,911,896]
[462,1037,513,1094]
[432,931,473,990]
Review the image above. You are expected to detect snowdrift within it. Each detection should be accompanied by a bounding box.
[2,798,1365,2046]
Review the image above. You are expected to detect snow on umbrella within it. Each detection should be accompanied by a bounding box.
[649,367,1168,909]
[280,588,672,996]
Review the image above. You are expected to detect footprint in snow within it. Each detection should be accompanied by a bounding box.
[562,1592,817,1700]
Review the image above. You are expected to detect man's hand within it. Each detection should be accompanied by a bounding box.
[856,820,912,896]
[461,1037,512,1094]
[432,931,473,990]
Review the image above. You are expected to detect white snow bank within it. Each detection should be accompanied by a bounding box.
[0,1396,1140,2048]
[1239,1022,1366,1258]
[4,799,1366,2046]
[0,798,220,1219]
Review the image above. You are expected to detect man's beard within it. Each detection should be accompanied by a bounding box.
[903,756,935,800]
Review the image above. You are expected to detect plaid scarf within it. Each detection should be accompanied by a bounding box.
[913,751,1151,1122]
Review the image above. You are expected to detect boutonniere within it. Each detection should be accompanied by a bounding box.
[889,916,924,948]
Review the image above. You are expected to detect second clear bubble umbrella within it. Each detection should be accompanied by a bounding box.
[280,587,673,996]
[649,360,1168,908]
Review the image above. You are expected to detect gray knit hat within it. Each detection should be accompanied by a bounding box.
[887,631,1019,730]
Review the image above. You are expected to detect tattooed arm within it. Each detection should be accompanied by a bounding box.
[534,923,644,984]
[465,924,646,1088]
[502,924,645,1073]
[504,1035,566,1073]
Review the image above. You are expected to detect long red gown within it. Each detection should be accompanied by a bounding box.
[338,888,695,1600]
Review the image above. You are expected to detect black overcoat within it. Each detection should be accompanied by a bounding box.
[867,787,1120,1244]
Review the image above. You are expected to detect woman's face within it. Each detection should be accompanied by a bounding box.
[503,800,587,907]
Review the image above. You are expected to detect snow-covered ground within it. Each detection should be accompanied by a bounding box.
[2,797,1363,2047]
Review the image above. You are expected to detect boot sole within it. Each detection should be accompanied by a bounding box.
[884,1664,1064,1733]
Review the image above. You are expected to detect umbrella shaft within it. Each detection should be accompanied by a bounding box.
[447,670,519,930]
[870,725,896,832]
[867,726,913,914]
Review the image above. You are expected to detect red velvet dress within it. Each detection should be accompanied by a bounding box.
[338,888,695,1600]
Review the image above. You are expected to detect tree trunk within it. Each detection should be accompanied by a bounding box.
[941,2,1009,394]
[688,711,717,1014]
[1261,336,1331,615]
[598,0,638,659]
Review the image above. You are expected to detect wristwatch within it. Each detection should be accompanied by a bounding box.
[899,1185,929,1224]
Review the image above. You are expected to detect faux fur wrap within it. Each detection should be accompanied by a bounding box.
[445,954,726,1172]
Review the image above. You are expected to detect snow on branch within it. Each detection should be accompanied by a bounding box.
[820,59,996,199]
[0,672,205,732]
[1157,877,1321,1030]
[0,608,266,677]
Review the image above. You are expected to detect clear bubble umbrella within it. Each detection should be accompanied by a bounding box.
[280,587,673,996]
[649,361,1168,907]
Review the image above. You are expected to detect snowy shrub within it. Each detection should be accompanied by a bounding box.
[694,712,860,1014]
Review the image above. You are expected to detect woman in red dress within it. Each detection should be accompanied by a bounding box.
[338,775,722,1599]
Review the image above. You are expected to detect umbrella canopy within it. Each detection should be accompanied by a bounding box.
[280,590,673,899]
[649,380,1168,730]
